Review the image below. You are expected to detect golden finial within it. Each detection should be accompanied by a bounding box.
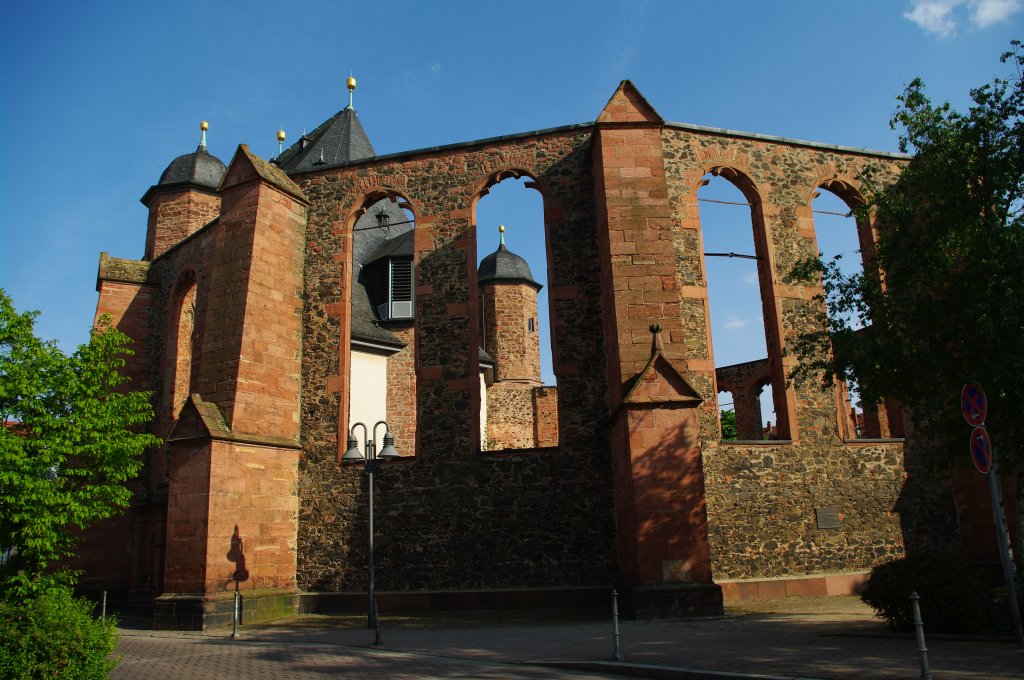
[199,120,209,148]
[276,127,286,158]
[498,224,506,246]
[277,128,286,143]
[345,74,357,111]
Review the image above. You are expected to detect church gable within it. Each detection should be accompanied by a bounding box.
[623,325,703,408]
[167,393,230,442]
[219,144,307,202]
[596,80,663,125]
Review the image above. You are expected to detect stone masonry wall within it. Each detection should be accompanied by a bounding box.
[201,176,306,440]
[485,383,536,449]
[202,440,299,594]
[385,325,417,455]
[533,387,559,448]
[94,266,155,392]
[147,223,220,490]
[480,282,541,383]
[289,116,960,593]
[295,127,615,593]
[87,87,967,609]
[660,125,960,580]
[144,190,221,261]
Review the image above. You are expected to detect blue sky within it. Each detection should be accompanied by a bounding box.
[1,0,1019,408]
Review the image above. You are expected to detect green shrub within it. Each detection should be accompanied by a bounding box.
[0,586,119,679]
[860,553,993,633]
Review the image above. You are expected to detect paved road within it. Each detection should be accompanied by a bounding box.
[111,596,1024,680]
[113,635,617,679]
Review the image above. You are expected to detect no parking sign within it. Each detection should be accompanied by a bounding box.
[961,382,987,426]
[962,383,992,474]
[958,382,1024,643]
[969,426,992,474]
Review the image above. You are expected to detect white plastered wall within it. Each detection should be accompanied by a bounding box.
[479,371,488,448]
[349,350,388,434]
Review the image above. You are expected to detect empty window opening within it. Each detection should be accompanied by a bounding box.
[349,196,417,455]
[758,382,776,439]
[700,172,779,439]
[476,175,558,450]
[812,188,869,439]
[718,391,737,441]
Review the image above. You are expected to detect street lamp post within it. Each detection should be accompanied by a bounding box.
[343,420,400,645]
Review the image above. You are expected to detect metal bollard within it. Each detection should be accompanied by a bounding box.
[231,588,240,639]
[910,592,931,680]
[372,596,382,646]
[101,590,107,621]
[611,589,622,661]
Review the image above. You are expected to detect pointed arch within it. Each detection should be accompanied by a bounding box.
[809,179,903,439]
[341,189,419,456]
[471,167,559,450]
[696,165,791,440]
[168,269,198,422]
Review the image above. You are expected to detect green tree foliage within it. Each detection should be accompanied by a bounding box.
[720,409,738,440]
[860,553,993,633]
[0,289,160,596]
[791,43,1024,471]
[0,585,119,679]
[790,43,1024,580]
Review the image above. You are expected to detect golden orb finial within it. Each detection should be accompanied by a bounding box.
[498,224,506,246]
[200,120,209,131]
[498,224,505,233]
[277,128,286,143]
[344,74,358,110]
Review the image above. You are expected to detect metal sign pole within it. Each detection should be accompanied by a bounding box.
[610,589,622,661]
[987,453,1023,647]
[961,383,1023,646]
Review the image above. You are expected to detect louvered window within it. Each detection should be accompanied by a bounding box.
[372,258,414,320]
[389,259,413,318]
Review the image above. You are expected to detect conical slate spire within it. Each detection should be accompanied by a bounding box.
[274,107,375,173]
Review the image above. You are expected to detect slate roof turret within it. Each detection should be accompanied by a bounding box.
[478,238,542,291]
[141,123,227,206]
[156,144,227,189]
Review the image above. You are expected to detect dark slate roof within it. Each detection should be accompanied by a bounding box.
[347,201,503,368]
[274,101,404,346]
[349,199,414,348]
[365,229,414,264]
[477,243,541,290]
[157,144,227,189]
[349,280,405,349]
[353,200,413,271]
[274,107,375,173]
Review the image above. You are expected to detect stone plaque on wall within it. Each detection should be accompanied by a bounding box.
[815,507,841,530]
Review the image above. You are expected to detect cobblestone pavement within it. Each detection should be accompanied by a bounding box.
[111,596,1024,680]
[112,636,617,679]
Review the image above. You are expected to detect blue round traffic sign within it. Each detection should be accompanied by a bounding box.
[969,426,992,474]
[961,383,987,427]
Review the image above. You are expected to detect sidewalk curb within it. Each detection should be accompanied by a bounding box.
[534,660,825,680]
